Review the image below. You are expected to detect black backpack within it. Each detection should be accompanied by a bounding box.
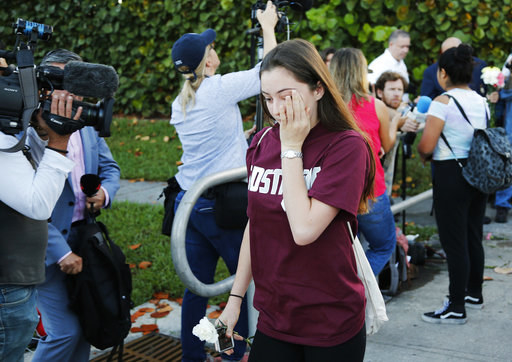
[66,220,132,360]
[440,94,512,194]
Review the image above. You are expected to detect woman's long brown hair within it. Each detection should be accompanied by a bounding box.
[260,39,376,213]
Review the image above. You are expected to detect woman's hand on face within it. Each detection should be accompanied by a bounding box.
[279,90,310,151]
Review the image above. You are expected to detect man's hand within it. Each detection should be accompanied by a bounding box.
[488,91,499,104]
[59,252,83,274]
[86,187,106,213]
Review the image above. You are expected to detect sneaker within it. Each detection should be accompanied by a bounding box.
[465,295,484,309]
[443,294,484,310]
[495,207,509,223]
[422,300,467,324]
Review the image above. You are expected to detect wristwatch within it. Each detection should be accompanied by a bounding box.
[281,150,303,159]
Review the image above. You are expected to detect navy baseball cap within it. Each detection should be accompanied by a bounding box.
[172,29,216,73]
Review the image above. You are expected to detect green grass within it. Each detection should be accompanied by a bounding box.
[105,117,183,181]
[97,201,231,306]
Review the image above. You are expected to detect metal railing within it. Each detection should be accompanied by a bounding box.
[170,166,247,297]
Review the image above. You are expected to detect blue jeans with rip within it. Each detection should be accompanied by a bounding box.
[0,285,39,362]
[357,193,397,275]
[175,191,248,362]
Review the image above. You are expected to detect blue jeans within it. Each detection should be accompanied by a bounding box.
[495,186,512,209]
[0,285,39,362]
[33,228,90,362]
[357,194,397,275]
[175,192,248,362]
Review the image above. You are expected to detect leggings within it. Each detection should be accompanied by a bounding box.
[432,159,487,306]
[248,324,366,362]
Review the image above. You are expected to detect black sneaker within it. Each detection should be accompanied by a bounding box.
[422,301,467,324]
[465,295,484,309]
[495,207,509,223]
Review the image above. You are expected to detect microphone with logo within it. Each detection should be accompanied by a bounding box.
[80,174,101,215]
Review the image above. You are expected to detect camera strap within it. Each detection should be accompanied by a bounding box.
[0,46,39,153]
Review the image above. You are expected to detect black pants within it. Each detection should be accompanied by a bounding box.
[432,160,487,306]
[248,324,366,362]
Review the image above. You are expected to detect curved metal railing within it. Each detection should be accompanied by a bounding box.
[170,166,247,297]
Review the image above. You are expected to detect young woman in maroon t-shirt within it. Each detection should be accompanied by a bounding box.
[218,39,376,361]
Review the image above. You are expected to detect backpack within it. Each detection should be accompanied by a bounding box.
[440,94,512,194]
[66,220,132,359]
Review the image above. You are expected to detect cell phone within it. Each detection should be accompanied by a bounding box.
[215,326,234,353]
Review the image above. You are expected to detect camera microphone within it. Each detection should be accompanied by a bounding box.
[63,61,119,99]
[39,61,119,99]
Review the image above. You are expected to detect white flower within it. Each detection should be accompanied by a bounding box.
[192,317,218,343]
[481,66,502,86]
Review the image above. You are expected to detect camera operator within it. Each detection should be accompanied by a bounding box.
[28,49,120,362]
[0,68,76,361]
[169,2,277,361]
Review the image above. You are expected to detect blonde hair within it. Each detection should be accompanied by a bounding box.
[329,48,370,104]
[177,46,211,117]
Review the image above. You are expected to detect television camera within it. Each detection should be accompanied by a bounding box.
[0,18,118,151]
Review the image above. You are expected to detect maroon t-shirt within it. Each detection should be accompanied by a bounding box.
[246,123,369,347]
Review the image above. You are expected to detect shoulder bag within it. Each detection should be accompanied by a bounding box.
[347,222,388,335]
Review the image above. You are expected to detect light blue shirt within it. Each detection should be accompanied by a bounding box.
[170,64,261,190]
[428,88,488,161]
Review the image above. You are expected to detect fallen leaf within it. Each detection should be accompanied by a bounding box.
[405,176,413,183]
[153,292,169,299]
[208,310,222,319]
[134,151,143,157]
[173,297,183,306]
[130,324,159,333]
[129,263,136,269]
[218,302,227,309]
[131,311,145,323]
[138,261,152,269]
[143,330,158,335]
[494,267,512,275]
[176,145,182,150]
[483,276,494,281]
[119,142,125,146]
[135,134,141,140]
[158,305,173,313]
[163,136,170,142]
[149,298,160,305]
[141,136,150,141]
[129,243,142,250]
[176,160,183,166]
[138,307,155,313]
[157,302,169,309]
[150,311,170,318]
[150,119,156,123]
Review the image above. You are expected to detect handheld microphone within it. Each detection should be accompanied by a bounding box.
[411,96,432,123]
[80,174,101,197]
[39,61,119,99]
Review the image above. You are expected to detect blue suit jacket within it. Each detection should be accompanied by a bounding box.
[45,127,120,267]
[420,56,487,99]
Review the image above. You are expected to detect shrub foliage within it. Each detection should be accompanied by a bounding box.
[2,0,512,117]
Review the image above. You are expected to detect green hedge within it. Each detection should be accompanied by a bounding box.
[2,0,512,117]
